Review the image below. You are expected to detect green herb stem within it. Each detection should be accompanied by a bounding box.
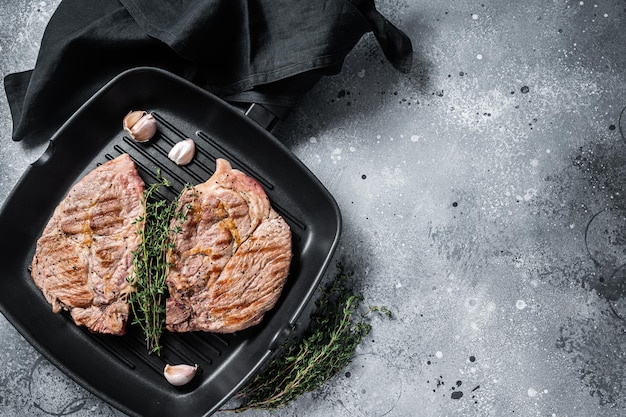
[128,172,182,355]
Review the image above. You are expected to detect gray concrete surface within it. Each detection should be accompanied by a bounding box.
[2,0,626,416]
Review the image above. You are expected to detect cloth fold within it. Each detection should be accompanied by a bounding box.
[4,0,412,143]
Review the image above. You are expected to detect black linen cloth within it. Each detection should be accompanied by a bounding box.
[4,0,412,143]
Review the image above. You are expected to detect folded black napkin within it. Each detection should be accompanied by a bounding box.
[4,0,412,143]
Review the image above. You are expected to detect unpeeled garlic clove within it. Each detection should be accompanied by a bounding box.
[123,111,157,142]
[163,363,198,386]
[168,138,196,165]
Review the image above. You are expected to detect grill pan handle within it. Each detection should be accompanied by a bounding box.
[234,102,292,132]
[244,103,279,131]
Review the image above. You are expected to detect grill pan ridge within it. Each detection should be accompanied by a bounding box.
[0,67,341,416]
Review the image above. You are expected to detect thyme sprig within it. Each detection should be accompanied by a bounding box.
[231,263,391,412]
[128,171,187,355]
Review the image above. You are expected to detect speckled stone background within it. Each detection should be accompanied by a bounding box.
[2,1,626,416]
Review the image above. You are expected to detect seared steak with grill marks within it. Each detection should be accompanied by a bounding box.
[165,158,292,333]
[30,154,144,335]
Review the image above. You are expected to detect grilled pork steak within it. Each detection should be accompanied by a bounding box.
[31,154,144,335]
[165,158,292,333]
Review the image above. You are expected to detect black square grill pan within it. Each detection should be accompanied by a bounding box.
[0,67,341,416]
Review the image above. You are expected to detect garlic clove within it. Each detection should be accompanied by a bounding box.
[163,363,198,386]
[122,110,144,131]
[168,138,196,165]
[123,111,157,142]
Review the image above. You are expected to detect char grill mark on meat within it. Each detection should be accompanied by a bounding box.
[166,158,292,333]
[30,154,144,335]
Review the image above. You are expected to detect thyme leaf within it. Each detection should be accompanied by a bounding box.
[127,170,185,355]
[231,263,390,412]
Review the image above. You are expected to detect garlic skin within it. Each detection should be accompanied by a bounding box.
[168,139,196,165]
[163,363,198,386]
[123,111,157,142]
